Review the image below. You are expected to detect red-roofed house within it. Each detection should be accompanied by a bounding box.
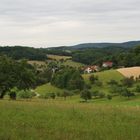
[83,65,99,74]
[102,61,113,68]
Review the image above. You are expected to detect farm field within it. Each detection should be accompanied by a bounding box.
[62,60,85,68]
[28,55,85,69]
[28,60,47,66]
[47,54,72,60]
[117,67,140,79]
[0,99,140,140]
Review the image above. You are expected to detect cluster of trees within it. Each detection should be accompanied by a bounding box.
[108,77,140,98]
[72,46,140,67]
[0,55,54,100]
[0,56,36,99]
[72,47,128,65]
[0,46,47,60]
[51,67,85,90]
[80,75,140,102]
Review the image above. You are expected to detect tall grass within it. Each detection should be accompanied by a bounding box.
[0,100,140,140]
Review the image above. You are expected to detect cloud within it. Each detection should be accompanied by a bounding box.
[0,0,140,47]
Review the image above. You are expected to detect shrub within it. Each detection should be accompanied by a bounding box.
[84,84,92,89]
[62,91,71,100]
[110,85,122,95]
[80,90,92,101]
[107,80,118,86]
[135,85,140,92]
[56,92,61,97]
[121,77,135,87]
[73,89,80,95]
[95,81,103,87]
[107,94,112,100]
[39,93,49,99]
[89,75,98,84]
[17,90,34,99]
[120,88,135,98]
[92,91,99,98]
[48,93,56,99]
[98,92,105,98]
[9,91,16,100]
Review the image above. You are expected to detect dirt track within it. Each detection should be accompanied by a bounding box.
[117,67,140,79]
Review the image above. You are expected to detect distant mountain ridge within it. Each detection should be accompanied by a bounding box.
[49,40,140,50]
[69,41,140,49]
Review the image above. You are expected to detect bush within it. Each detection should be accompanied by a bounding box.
[80,90,92,101]
[135,85,140,92]
[110,85,122,95]
[121,77,135,87]
[107,80,118,86]
[92,91,99,98]
[48,93,56,99]
[62,91,71,99]
[107,94,112,100]
[56,92,61,97]
[73,89,80,95]
[95,81,103,87]
[17,90,34,99]
[39,93,49,99]
[9,91,16,100]
[84,84,92,89]
[120,88,135,98]
[98,92,105,98]
[89,75,98,84]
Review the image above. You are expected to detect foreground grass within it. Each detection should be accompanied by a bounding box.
[0,100,140,140]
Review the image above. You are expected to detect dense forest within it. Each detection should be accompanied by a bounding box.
[0,46,47,60]
[0,43,140,68]
[72,46,140,67]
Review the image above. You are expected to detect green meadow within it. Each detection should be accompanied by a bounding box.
[0,99,140,140]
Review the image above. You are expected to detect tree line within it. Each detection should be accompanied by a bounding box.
[72,46,140,67]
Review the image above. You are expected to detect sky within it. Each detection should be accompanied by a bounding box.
[0,0,140,47]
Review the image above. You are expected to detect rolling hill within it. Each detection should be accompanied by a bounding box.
[48,40,140,50]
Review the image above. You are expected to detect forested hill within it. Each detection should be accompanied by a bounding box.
[68,40,140,49]
[0,46,47,60]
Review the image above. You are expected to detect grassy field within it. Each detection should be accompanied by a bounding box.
[62,60,85,68]
[82,69,124,93]
[47,55,72,60]
[28,55,85,69]
[0,99,140,140]
[35,83,64,95]
[28,60,47,66]
[83,69,124,84]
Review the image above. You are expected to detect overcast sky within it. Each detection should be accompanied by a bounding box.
[0,0,140,47]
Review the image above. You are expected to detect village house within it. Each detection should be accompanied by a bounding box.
[83,65,99,74]
[102,61,113,68]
